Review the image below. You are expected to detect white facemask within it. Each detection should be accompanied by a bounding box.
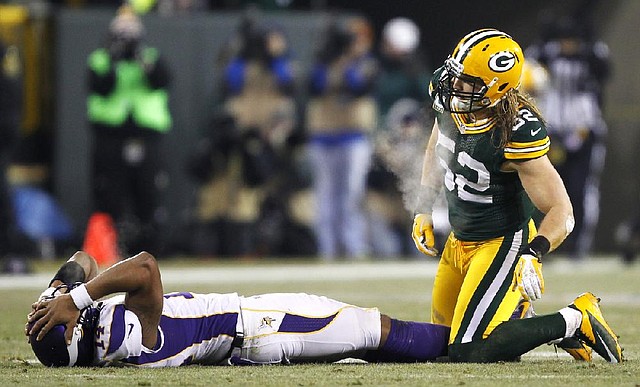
[450,96,472,112]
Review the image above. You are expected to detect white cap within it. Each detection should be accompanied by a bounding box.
[382,17,420,54]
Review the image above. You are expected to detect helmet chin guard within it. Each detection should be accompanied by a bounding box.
[437,58,493,113]
[67,325,83,366]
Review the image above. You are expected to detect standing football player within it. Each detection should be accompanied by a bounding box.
[26,251,449,367]
[411,28,622,362]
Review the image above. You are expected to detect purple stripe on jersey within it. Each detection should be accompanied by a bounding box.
[124,312,238,365]
[278,312,338,333]
[106,305,126,355]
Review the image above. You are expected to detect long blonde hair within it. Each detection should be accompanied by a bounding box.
[492,89,546,149]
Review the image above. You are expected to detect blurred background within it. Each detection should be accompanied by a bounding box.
[1,0,639,271]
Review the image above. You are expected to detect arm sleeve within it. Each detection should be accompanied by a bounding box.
[224,58,245,95]
[146,56,171,90]
[343,56,377,96]
[88,50,116,96]
[428,67,444,104]
[270,56,294,94]
[96,302,144,364]
[503,110,550,161]
[309,64,328,95]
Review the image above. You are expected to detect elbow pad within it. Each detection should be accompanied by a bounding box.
[565,215,575,237]
[49,261,86,287]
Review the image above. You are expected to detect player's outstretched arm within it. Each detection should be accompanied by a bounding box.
[28,252,163,348]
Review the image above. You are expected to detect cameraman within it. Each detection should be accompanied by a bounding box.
[189,15,297,257]
[306,16,378,260]
[86,6,172,257]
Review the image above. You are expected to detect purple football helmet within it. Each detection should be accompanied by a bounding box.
[29,287,99,367]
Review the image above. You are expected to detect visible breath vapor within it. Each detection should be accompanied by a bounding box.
[375,99,439,214]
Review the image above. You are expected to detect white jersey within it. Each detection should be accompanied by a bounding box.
[95,292,241,367]
[92,292,381,367]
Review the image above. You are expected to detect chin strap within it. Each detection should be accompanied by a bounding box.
[485,76,498,90]
[67,325,83,366]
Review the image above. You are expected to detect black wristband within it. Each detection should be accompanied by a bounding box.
[526,235,551,260]
[49,261,86,287]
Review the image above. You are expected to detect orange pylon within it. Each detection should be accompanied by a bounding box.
[82,212,119,267]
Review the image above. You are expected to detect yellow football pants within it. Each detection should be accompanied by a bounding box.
[431,220,536,345]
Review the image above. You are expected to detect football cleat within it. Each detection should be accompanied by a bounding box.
[569,292,623,363]
[555,337,592,362]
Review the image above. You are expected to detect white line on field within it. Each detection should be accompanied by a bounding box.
[0,261,440,290]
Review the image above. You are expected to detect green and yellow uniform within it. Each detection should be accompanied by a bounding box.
[428,68,550,344]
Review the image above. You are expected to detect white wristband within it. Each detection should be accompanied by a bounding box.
[68,284,94,310]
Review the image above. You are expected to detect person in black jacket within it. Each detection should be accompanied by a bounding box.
[0,41,30,273]
[86,6,173,256]
[525,15,610,261]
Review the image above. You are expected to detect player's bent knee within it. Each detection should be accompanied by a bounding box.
[448,342,479,363]
[448,340,522,363]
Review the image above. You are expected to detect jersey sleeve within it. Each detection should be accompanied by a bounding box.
[95,298,143,364]
[503,107,550,160]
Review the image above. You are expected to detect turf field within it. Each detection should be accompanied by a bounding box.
[1,255,638,386]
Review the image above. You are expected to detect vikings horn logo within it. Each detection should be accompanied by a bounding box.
[259,316,277,329]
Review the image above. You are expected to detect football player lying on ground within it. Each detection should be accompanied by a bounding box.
[26,251,450,367]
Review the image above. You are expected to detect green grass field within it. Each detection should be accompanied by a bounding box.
[1,256,638,386]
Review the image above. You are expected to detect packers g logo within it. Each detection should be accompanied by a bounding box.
[488,51,516,73]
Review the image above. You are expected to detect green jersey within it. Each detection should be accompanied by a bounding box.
[429,68,550,241]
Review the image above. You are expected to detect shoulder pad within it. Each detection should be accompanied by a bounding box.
[429,67,445,102]
[88,48,111,75]
[429,67,446,113]
[141,46,159,63]
[504,107,549,160]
